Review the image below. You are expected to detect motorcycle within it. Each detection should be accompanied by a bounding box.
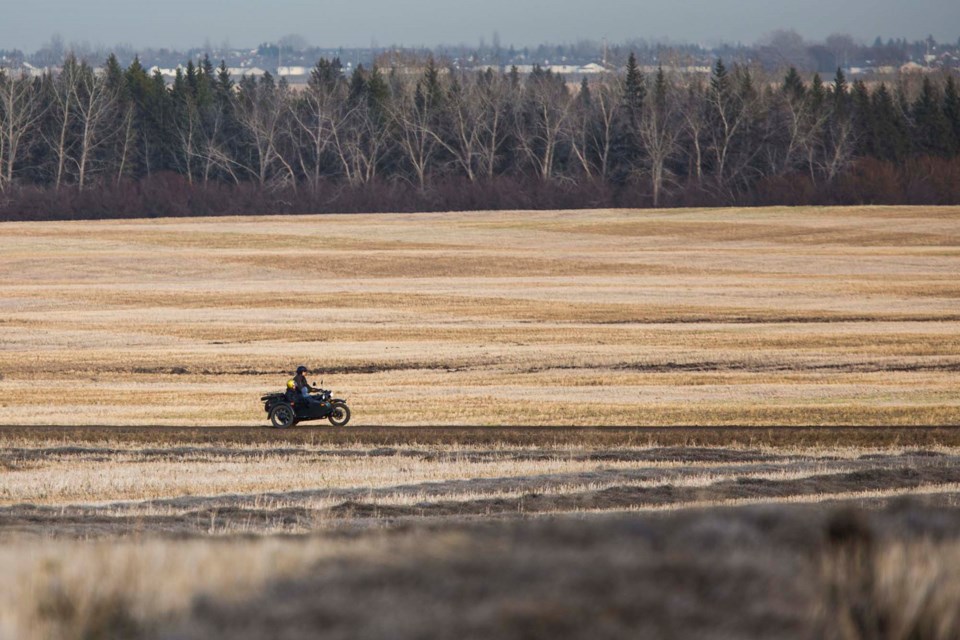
[261,382,351,428]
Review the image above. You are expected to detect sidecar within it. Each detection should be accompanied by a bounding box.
[261,390,351,428]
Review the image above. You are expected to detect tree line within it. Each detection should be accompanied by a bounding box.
[1,53,960,220]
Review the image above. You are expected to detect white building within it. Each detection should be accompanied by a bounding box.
[228,67,267,79]
[278,66,307,77]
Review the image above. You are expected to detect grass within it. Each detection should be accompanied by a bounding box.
[0,206,958,426]
[4,433,960,637]
[2,205,960,637]
[5,501,960,639]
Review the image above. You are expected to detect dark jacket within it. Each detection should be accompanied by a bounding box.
[294,372,313,393]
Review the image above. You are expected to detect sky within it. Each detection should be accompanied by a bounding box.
[2,0,958,52]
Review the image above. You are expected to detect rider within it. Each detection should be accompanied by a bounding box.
[284,379,298,403]
[293,365,321,407]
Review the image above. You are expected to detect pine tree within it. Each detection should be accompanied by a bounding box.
[653,66,667,112]
[422,56,444,108]
[310,58,343,94]
[577,77,591,105]
[871,84,909,162]
[782,67,805,102]
[216,60,233,96]
[737,66,756,103]
[508,65,520,88]
[193,58,214,109]
[150,69,175,172]
[911,77,951,156]
[832,68,848,116]
[710,58,730,98]
[202,55,215,78]
[367,66,390,118]
[623,52,645,119]
[348,64,368,105]
[944,76,960,154]
[172,67,187,100]
[810,73,826,114]
[851,80,873,156]
[104,54,126,95]
[185,60,199,100]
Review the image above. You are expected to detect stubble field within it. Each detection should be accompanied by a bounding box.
[2,206,960,638]
[0,205,958,426]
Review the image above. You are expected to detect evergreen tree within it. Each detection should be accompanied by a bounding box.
[216,60,233,96]
[831,68,848,116]
[367,66,390,113]
[782,67,805,102]
[348,64,368,105]
[310,58,344,94]
[201,55,215,79]
[623,52,645,119]
[653,66,667,112]
[944,75,960,153]
[710,58,730,98]
[577,77,591,105]
[851,80,873,156]
[172,67,187,99]
[871,83,909,162]
[737,66,756,103]
[911,76,951,156]
[810,73,826,114]
[104,54,126,95]
[193,58,214,109]
[422,56,444,108]
[185,60,199,99]
[508,65,520,88]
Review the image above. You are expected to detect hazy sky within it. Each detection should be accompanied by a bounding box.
[2,0,959,52]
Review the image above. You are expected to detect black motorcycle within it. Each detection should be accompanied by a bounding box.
[261,384,351,428]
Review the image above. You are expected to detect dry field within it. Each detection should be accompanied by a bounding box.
[4,430,960,639]
[3,206,960,638]
[0,206,958,426]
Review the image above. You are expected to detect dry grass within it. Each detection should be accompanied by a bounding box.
[0,206,958,426]
[4,504,960,640]
[3,428,960,638]
[3,205,960,636]
[4,436,960,534]
[0,536,369,640]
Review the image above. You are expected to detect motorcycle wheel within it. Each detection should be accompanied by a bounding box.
[269,404,297,429]
[328,402,351,427]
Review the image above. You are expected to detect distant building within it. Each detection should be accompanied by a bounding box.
[0,61,48,77]
[900,61,933,74]
[228,67,267,79]
[149,66,180,79]
[278,66,307,77]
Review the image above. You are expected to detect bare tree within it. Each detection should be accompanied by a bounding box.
[589,77,620,180]
[704,62,762,195]
[475,71,511,179]
[568,76,621,180]
[390,79,442,190]
[173,99,201,184]
[45,57,81,189]
[331,102,390,186]
[815,72,857,183]
[681,77,708,186]
[638,68,682,207]
[425,74,484,182]
[288,67,343,192]
[0,71,45,191]
[235,77,296,188]
[71,64,119,190]
[515,69,573,181]
[115,104,136,186]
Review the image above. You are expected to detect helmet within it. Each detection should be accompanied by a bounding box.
[287,379,296,390]
[296,365,308,374]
